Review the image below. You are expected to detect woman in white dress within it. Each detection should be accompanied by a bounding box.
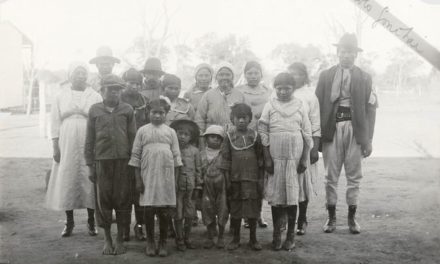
[45,62,102,237]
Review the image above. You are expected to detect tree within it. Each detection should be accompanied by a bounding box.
[121,0,178,69]
[194,33,258,74]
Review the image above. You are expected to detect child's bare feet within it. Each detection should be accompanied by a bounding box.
[113,240,126,255]
[102,227,114,255]
[102,240,114,255]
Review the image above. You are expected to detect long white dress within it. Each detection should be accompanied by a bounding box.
[45,86,102,211]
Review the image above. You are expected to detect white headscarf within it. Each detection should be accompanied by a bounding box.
[67,61,89,81]
[215,61,235,79]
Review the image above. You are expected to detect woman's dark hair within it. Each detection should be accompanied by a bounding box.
[287,62,310,86]
[147,99,171,113]
[273,72,296,88]
[230,103,253,122]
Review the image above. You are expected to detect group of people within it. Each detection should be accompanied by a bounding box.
[44,33,377,257]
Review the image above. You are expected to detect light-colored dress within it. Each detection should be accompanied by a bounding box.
[294,86,321,201]
[129,123,183,207]
[194,87,245,133]
[258,97,312,206]
[45,86,102,210]
[236,84,271,130]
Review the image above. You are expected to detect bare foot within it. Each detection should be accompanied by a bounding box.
[102,241,114,255]
[113,240,126,255]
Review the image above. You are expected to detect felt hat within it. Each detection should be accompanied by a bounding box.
[122,68,143,84]
[333,33,363,52]
[89,46,121,64]
[203,125,225,138]
[162,73,181,88]
[141,57,165,75]
[170,119,200,145]
[101,74,126,89]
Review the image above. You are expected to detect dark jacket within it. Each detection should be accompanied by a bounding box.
[315,65,377,146]
[85,102,137,165]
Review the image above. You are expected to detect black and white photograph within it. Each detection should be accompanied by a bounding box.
[0,0,439,263]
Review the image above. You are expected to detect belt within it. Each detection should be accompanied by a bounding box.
[336,107,352,122]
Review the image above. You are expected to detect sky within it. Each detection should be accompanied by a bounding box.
[1,0,440,72]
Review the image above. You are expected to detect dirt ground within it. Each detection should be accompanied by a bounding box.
[1,157,439,264]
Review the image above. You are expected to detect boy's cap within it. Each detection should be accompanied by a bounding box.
[203,125,225,138]
[170,119,200,145]
[101,74,126,89]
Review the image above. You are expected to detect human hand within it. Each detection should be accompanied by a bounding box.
[362,142,372,158]
[136,179,145,194]
[264,158,274,175]
[297,164,307,174]
[192,189,202,200]
[88,166,96,183]
[53,140,61,163]
[310,148,319,164]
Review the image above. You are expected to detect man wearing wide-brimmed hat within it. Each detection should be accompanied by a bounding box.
[315,33,377,235]
[89,46,121,92]
[140,57,165,101]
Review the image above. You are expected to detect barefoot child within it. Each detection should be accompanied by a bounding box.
[200,125,229,249]
[258,72,312,251]
[121,68,149,241]
[170,119,202,251]
[85,74,137,255]
[129,99,183,257]
[220,103,264,251]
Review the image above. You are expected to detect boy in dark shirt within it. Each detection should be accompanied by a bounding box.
[85,74,136,255]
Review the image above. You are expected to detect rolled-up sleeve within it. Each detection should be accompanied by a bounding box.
[128,128,143,168]
[258,102,271,147]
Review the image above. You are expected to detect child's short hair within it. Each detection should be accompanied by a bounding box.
[161,74,181,89]
[230,103,253,122]
[273,72,296,88]
[170,119,200,146]
[147,98,171,113]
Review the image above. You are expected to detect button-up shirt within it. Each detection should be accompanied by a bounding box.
[85,101,137,165]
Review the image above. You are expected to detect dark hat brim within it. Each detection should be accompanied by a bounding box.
[333,43,363,52]
[89,56,121,64]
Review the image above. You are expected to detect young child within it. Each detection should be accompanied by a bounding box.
[258,72,312,251]
[162,73,196,125]
[200,125,229,249]
[129,99,183,257]
[220,103,264,251]
[85,74,137,255]
[121,68,149,241]
[169,119,202,251]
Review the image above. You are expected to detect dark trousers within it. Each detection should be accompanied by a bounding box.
[95,159,131,229]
